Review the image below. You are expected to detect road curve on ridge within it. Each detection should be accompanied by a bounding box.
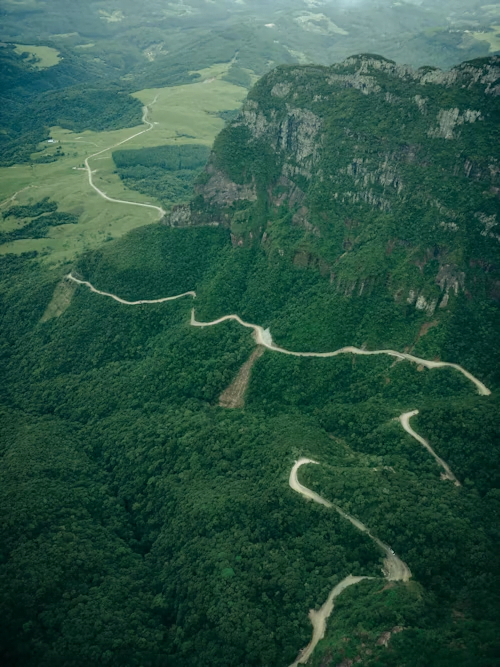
[289,574,369,667]
[67,274,195,304]
[289,459,411,582]
[83,98,166,219]
[190,311,491,396]
[67,278,487,666]
[66,277,491,397]
[288,458,411,666]
[400,410,460,485]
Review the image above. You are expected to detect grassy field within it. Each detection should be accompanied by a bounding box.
[0,63,247,265]
[472,25,500,52]
[134,64,248,146]
[14,43,61,68]
[2,0,42,10]
[98,10,125,23]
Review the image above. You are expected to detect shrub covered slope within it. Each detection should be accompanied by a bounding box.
[1,56,499,666]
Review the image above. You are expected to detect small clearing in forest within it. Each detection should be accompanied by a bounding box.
[41,278,77,321]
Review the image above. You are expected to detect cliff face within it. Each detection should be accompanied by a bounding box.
[170,54,500,313]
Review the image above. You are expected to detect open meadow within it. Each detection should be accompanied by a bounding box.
[0,63,247,265]
[13,43,61,68]
[472,25,500,52]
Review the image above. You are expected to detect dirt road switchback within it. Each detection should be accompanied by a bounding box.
[288,458,411,666]
[399,410,460,486]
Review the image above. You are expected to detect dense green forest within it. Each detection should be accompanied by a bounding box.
[0,218,499,665]
[0,45,144,165]
[1,4,500,663]
[112,145,211,207]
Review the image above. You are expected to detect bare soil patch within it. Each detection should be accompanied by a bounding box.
[219,346,264,409]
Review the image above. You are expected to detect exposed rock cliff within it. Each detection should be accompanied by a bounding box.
[169,54,500,312]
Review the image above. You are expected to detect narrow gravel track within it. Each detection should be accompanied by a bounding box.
[289,459,411,582]
[288,458,411,666]
[66,276,490,397]
[289,574,369,667]
[83,98,166,219]
[190,311,491,396]
[400,410,460,485]
[67,274,195,304]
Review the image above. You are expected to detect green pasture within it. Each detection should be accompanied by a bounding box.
[133,64,248,146]
[0,63,247,265]
[14,43,61,68]
[98,10,125,23]
[0,156,161,265]
[2,0,42,11]
[473,25,500,52]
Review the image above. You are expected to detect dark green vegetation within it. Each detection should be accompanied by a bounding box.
[186,54,500,388]
[1,216,499,665]
[0,197,79,244]
[1,26,500,667]
[112,144,211,207]
[0,42,144,165]
[1,0,499,167]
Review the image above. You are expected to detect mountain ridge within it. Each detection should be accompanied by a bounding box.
[168,54,500,382]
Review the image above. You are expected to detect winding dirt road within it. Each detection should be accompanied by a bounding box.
[190,311,491,396]
[400,410,460,485]
[83,98,166,219]
[60,270,494,398]
[289,574,369,667]
[289,459,411,582]
[67,276,488,666]
[288,458,411,666]
[67,274,195,304]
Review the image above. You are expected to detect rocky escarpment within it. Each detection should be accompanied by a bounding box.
[169,54,500,312]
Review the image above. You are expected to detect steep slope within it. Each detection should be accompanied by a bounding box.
[171,54,500,384]
[1,55,499,667]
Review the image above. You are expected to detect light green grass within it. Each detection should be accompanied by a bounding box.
[0,63,248,265]
[98,10,125,23]
[134,64,247,146]
[51,32,79,39]
[3,0,42,10]
[472,25,500,52]
[14,44,61,68]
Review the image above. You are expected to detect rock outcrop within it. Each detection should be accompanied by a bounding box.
[169,54,500,309]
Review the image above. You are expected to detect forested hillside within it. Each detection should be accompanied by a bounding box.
[0,44,144,165]
[112,145,211,207]
[1,220,499,666]
[178,54,500,386]
[1,50,499,667]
